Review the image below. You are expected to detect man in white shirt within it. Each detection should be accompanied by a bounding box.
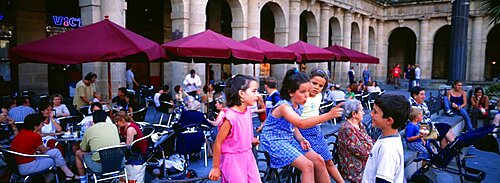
[183,69,202,97]
[414,64,421,87]
[326,84,346,102]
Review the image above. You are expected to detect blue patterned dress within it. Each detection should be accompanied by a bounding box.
[261,100,305,168]
[299,94,332,161]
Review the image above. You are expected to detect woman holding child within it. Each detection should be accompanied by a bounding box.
[409,86,456,149]
[338,99,373,183]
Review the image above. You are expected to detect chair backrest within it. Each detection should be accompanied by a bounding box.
[97,145,127,173]
[131,107,148,122]
[368,92,380,101]
[130,126,155,153]
[0,149,20,175]
[178,110,210,127]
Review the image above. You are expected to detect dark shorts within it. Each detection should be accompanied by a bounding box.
[434,123,451,141]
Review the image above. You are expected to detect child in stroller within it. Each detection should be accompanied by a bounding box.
[410,125,500,183]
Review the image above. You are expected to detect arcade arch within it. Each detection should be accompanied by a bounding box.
[387,27,417,79]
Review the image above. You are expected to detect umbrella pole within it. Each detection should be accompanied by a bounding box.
[108,62,113,116]
[253,64,256,78]
[333,62,336,83]
[206,63,210,86]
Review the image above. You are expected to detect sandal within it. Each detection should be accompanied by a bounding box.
[65,174,80,181]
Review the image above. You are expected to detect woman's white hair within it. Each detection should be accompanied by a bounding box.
[344,99,361,119]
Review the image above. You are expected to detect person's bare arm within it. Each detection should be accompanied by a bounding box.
[126,127,137,145]
[274,103,343,129]
[209,119,232,181]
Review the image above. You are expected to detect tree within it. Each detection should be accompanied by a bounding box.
[481,0,500,25]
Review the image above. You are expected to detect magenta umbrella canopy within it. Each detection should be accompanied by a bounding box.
[9,19,166,64]
[324,44,379,64]
[241,36,299,63]
[285,41,337,62]
[162,30,264,63]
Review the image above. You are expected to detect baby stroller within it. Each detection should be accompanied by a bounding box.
[409,125,500,183]
[145,110,211,181]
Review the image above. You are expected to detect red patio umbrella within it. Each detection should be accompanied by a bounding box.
[241,36,299,63]
[324,44,379,64]
[162,30,264,63]
[162,29,265,83]
[285,41,337,62]
[9,19,166,104]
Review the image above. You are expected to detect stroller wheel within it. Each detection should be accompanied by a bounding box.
[186,169,198,178]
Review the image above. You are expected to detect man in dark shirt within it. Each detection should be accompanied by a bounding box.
[112,87,128,109]
[158,87,174,113]
[0,112,17,148]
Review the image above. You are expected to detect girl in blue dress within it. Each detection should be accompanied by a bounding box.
[299,69,343,182]
[261,68,344,183]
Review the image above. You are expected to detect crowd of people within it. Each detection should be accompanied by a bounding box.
[0,66,499,183]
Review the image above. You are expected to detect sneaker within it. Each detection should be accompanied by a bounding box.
[446,110,454,116]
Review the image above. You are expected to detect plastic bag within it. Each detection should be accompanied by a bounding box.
[119,164,146,183]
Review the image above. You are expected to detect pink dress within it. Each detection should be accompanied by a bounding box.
[219,106,261,183]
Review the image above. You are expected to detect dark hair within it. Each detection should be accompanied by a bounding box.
[280,68,310,100]
[203,84,213,94]
[118,87,128,94]
[348,83,358,92]
[92,110,107,123]
[125,92,137,104]
[84,72,97,81]
[374,94,410,129]
[38,101,53,112]
[224,75,256,107]
[409,86,425,99]
[162,85,170,92]
[371,81,378,87]
[174,85,181,93]
[15,97,28,106]
[126,64,132,70]
[91,102,103,112]
[190,69,196,74]
[264,77,278,89]
[309,69,329,92]
[22,114,45,131]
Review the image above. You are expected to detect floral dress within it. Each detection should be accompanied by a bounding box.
[338,121,373,183]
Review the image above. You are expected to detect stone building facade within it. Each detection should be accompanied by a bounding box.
[6,0,500,99]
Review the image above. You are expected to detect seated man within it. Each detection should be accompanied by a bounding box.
[158,85,174,113]
[111,87,128,110]
[0,111,17,148]
[78,102,113,126]
[8,97,36,122]
[75,110,120,181]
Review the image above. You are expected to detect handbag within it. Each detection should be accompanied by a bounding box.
[119,163,146,183]
[258,112,266,122]
[420,122,439,140]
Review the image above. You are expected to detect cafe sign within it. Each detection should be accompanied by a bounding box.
[52,16,82,28]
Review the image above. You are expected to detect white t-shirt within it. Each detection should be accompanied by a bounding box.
[126,69,134,82]
[53,104,70,117]
[183,74,202,93]
[154,93,162,107]
[367,86,382,93]
[301,93,322,119]
[362,134,404,183]
[79,115,113,126]
[415,67,421,79]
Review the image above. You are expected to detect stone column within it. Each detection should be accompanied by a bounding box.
[360,16,370,79]
[418,18,431,79]
[376,20,386,82]
[288,0,301,44]
[469,16,483,81]
[80,0,127,101]
[338,12,352,85]
[319,3,330,48]
[247,0,260,38]
[182,0,206,88]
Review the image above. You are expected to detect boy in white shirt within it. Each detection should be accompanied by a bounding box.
[362,94,410,183]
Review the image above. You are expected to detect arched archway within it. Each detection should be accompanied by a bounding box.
[329,17,342,46]
[486,24,500,80]
[206,0,232,37]
[260,2,287,45]
[299,11,318,44]
[387,27,417,79]
[351,22,361,51]
[432,25,451,79]
[368,27,376,56]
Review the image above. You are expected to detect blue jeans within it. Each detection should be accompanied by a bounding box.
[444,96,473,131]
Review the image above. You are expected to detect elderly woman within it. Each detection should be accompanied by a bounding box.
[470,87,490,128]
[409,86,456,149]
[338,99,373,183]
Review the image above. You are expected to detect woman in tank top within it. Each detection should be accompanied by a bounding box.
[444,80,472,131]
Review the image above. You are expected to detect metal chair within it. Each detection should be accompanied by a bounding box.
[83,145,128,183]
[366,92,381,111]
[0,149,59,183]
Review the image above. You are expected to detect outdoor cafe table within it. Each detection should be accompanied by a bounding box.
[55,135,82,164]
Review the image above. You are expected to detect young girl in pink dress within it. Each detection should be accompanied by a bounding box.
[209,75,261,183]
